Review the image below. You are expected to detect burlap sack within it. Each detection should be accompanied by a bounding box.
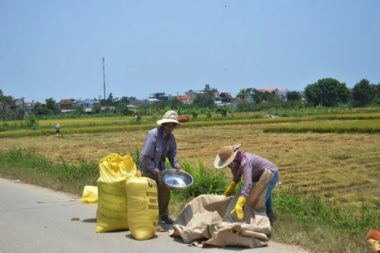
[170,170,274,248]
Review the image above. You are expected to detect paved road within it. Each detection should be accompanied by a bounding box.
[0,178,308,253]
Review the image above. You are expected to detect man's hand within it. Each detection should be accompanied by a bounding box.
[154,169,162,184]
[174,163,181,172]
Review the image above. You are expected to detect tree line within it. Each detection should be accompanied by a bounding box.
[1,77,380,120]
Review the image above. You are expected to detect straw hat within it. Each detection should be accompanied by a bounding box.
[156,110,180,126]
[214,144,241,169]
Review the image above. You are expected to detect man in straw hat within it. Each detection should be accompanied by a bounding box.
[214,144,279,222]
[139,110,181,231]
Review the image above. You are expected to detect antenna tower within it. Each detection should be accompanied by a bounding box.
[102,57,106,100]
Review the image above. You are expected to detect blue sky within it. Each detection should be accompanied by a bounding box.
[1,0,379,102]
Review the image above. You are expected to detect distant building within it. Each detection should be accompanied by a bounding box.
[13,98,25,110]
[176,95,192,105]
[129,99,143,107]
[4,98,27,119]
[149,92,169,101]
[58,99,76,112]
[185,90,197,97]
[184,89,204,102]
[77,99,100,113]
[147,98,160,103]
[219,92,235,104]
[214,97,223,105]
[24,101,33,115]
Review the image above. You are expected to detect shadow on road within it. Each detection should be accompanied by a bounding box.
[125,234,158,240]
[82,218,96,223]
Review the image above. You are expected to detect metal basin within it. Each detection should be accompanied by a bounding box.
[161,169,193,190]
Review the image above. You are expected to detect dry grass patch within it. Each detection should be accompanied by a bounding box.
[272,214,366,253]
[1,124,379,210]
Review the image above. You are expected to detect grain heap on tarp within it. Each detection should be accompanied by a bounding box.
[169,170,274,248]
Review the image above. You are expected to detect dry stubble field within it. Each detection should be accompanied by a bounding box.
[1,123,380,210]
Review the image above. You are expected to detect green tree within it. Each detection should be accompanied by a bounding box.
[237,88,253,102]
[304,78,349,107]
[252,89,278,104]
[192,84,218,108]
[286,91,302,102]
[375,84,380,104]
[100,93,115,106]
[190,108,200,119]
[46,98,60,114]
[32,102,50,116]
[25,115,39,128]
[216,105,229,117]
[0,90,13,119]
[116,103,130,115]
[113,96,129,106]
[352,79,376,107]
[107,93,114,106]
[0,89,13,105]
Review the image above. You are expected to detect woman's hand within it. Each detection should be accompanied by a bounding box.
[230,195,246,220]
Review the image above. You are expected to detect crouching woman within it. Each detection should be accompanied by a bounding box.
[214,144,279,222]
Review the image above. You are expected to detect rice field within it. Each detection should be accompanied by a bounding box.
[264,119,380,134]
[0,116,309,138]
[3,111,380,138]
[1,113,379,211]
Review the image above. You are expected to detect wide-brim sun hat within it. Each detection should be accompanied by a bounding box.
[214,144,241,169]
[156,110,180,126]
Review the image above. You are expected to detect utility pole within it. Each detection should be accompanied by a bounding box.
[102,57,106,100]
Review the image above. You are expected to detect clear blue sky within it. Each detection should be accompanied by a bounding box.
[1,0,379,102]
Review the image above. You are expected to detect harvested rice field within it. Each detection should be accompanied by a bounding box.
[1,122,379,210]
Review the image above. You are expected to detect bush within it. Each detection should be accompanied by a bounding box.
[25,115,39,128]
[173,161,227,200]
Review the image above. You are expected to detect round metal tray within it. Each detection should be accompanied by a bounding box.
[161,169,193,190]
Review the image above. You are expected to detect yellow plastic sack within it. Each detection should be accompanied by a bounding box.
[81,185,98,204]
[98,153,138,182]
[126,177,158,240]
[96,153,138,233]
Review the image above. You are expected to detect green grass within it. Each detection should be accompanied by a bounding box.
[173,161,226,200]
[269,106,380,117]
[272,186,379,252]
[0,147,98,194]
[273,186,379,232]
[315,112,380,120]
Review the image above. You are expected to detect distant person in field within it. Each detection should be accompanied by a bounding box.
[55,123,61,135]
[214,144,280,223]
[139,110,181,231]
[134,114,141,122]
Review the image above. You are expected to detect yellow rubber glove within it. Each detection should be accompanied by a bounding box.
[230,195,246,220]
[223,181,237,196]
